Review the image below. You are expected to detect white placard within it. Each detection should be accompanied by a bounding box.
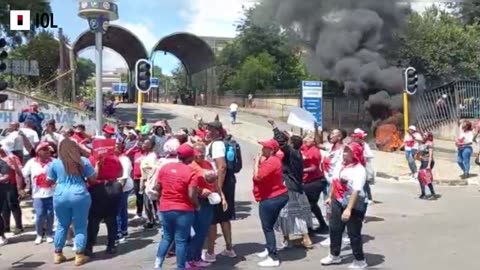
[287,106,319,131]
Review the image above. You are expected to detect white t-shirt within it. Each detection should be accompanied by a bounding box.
[22,158,55,199]
[0,131,24,152]
[230,103,238,112]
[20,128,40,155]
[334,163,366,207]
[404,132,422,151]
[363,143,374,160]
[459,131,474,145]
[323,143,344,183]
[207,141,225,172]
[119,156,133,192]
[42,132,63,145]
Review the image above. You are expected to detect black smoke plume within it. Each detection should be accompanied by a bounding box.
[256,0,420,120]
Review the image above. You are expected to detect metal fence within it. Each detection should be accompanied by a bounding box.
[411,80,480,132]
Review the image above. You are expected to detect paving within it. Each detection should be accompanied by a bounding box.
[0,103,478,269]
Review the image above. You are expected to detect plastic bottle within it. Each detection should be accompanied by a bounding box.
[226,145,235,162]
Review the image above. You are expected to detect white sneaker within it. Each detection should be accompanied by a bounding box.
[257,248,269,258]
[34,235,43,245]
[258,256,280,267]
[154,257,161,268]
[349,259,368,269]
[220,249,237,258]
[202,251,216,263]
[46,236,54,244]
[0,237,8,246]
[320,237,331,247]
[321,254,342,265]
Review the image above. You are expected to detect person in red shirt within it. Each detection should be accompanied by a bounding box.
[301,130,329,233]
[71,124,90,144]
[154,144,199,269]
[85,154,123,256]
[102,124,116,139]
[187,143,218,267]
[253,139,288,268]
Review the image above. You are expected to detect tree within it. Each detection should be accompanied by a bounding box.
[76,58,95,87]
[171,65,188,92]
[0,0,52,46]
[232,52,276,94]
[449,0,480,25]
[391,7,480,85]
[10,30,60,89]
[216,5,309,93]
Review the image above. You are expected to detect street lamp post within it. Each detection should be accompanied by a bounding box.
[78,1,118,135]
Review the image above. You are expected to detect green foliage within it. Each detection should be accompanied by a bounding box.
[449,0,480,25]
[10,30,59,89]
[76,57,95,87]
[171,65,188,92]
[392,7,480,83]
[216,5,311,94]
[0,0,52,46]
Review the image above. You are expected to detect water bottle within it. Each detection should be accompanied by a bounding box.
[226,145,235,162]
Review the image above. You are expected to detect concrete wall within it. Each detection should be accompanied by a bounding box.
[0,89,104,138]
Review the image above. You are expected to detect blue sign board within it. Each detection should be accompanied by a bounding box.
[301,81,323,127]
[151,77,160,88]
[112,83,128,94]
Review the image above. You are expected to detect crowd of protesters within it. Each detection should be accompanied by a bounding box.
[0,101,385,269]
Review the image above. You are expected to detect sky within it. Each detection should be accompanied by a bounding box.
[49,0,439,75]
[50,0,256,75]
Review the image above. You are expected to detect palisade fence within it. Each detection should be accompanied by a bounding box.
[411,80,480,133]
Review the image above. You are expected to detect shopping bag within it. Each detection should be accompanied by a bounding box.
[418,169,433,185]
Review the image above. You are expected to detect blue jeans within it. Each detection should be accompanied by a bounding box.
[116,190,131,235]
[53,191,91,252]
[156,210,194,268]
[188,200,213,262]
[405,149,418,174]
[230,111,237,123]
[259,193,289,260]
[33,197,54,236]
[457,146,473,174]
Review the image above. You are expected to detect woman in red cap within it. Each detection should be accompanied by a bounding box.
[253,139,289,268]
[22,142,55,245]
[154,144,199,269]
[321,142,368,269]
[351,129,374,204]
[102,124,116,139]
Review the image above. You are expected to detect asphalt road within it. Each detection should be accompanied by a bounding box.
[0,103,478,269]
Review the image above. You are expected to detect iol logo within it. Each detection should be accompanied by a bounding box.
[10,10,58,31]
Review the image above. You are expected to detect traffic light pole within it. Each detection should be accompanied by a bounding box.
[403,91,409,136]
[95,31,103,135]
[137,91,143,129]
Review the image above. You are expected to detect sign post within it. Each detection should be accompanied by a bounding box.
[301,81,323,130]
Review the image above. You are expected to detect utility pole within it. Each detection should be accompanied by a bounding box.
[57,28,65,102]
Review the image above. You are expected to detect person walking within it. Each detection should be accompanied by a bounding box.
[22,143,55,244]
[351,129,375,204]
[253,139,289,267]
[418,132,437,199]
[46,138,97,266]
[85,153,124,256]
[321,142,368,269]
[403,125,423,179]
[115,143,134,243]
[154,144,199,269]
[229,101,239,124]
[457,121,474,179]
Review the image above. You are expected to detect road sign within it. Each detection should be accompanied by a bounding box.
[151,77,160,88]
[3,59,39,76]
[301,81,323,128]
[112,82,128,94]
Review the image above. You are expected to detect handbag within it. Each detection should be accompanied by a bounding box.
[418,169,433,186]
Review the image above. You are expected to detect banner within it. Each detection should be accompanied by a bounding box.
[287,106,317,131]
[92,138,116,159]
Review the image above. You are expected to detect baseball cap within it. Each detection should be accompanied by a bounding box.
[177,144,195,159]
[102,124,115,135]
[36,142,53,152]
[352,128,367,139]
[259,139,280,153]
[408,125,417,131]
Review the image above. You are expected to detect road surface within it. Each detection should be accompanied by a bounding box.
[0,103,478,269]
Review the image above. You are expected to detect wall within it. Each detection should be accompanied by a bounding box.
[0,89,104,138]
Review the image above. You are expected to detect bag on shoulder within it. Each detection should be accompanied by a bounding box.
[208,138,243,174]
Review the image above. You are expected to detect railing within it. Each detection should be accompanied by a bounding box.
[411,80,480,133]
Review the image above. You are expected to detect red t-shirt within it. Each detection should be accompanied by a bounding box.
[71,133,87,144]
[190,160,215,196]
[88,155,122,183]
[132,151,146,180]
[253,156,287,202]
[301,145,323,183]
[157,163,198,211]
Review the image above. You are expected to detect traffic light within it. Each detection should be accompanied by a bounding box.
[135,59,152,93]
[0,38,8,103]
[404,67,418,95]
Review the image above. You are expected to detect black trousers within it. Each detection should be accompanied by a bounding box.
[304,178,328,228]
[1,183,22,230]
[329,200,365,261]
[133,180,143,216]
[86,181,123,251]
[419,160,436,196]
[0,184,7,237]
[143,194,158,224]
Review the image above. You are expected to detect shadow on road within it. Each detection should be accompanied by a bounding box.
[234,201,252,220]
[341,252,386,267]
[116,107,178,122]
[10,254,46,269]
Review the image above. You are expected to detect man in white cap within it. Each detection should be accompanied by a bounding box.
[403,125,423,179]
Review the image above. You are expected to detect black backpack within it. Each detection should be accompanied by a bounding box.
[208,138,243,174]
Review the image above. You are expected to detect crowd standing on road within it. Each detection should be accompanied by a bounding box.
[1,100,465,269]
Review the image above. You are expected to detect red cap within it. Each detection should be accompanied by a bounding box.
[102,124,115,135]
[153,121,166,127]
[259,139,280,153]
[177,144,195,159]
[36,142,52,153]
[351,128,367,139]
